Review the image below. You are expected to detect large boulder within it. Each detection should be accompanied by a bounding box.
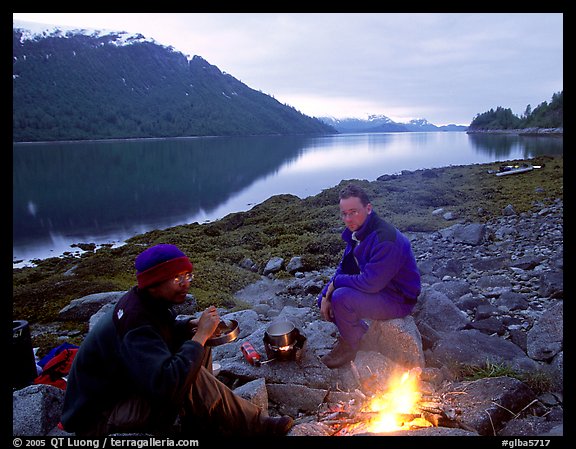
[412,289,470,338]
[359,316,425,369]
[428,329,539,373]
[58,291,126,321]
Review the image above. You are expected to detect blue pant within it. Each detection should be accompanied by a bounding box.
[331,287,415,349]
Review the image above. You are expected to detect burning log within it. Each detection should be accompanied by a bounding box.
[321,410,352,421]
[395,413,423,424]
[418,403,477,432]
[419,404,458,420]
[350,361,381,395]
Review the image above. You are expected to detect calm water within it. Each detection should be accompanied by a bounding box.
[13,132,563,265]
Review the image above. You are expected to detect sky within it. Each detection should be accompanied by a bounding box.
[12,12,563,126]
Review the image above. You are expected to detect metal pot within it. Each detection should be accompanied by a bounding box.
[265,320,299,347]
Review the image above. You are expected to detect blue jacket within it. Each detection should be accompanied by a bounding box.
[318,212,421,307]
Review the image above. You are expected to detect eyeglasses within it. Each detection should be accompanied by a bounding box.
[340,209,360,220]
[173,272,194,286]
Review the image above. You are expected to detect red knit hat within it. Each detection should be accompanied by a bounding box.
[135,244,193,289]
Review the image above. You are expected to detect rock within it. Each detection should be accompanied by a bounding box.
[538,271,563,298]
[58,291,125,321]
[267,383,330,416]
[429,329,539,373]
[88,302,116,331]
[359,316,425,369]
[429,279,471,299]
[233,377,269,412]
[527,301,563,361]
[240,257,259,272]
[476,274,512,289]
[412,289,470,334]
[496,291,530,311]
[441,376,538,436]
[13,384,65,436]
[439,223,486,245]
[286,256,304,274]
[499,415,563,436]
[289,421,333,436]
[233,276,289,306]
[263,257,284,275]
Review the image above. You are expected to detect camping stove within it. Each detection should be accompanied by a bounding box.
[263,331,307,362]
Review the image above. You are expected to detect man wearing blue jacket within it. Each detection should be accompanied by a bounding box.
[318,184,421,368]
[61,243,293,436]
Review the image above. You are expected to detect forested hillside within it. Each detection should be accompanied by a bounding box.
[468,91,563,131]
[12,28,335,142]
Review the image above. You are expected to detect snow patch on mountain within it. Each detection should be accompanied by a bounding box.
[13,20,158,48]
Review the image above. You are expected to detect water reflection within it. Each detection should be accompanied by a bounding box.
[13,135,309,244]
[468,133,563,158]
[519,136,564,157]
[13,132,562,263]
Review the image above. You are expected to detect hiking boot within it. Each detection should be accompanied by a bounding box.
[260,415,294,436]
[321,337,357,368]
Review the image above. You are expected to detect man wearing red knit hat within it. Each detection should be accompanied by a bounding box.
[61,244,293,437]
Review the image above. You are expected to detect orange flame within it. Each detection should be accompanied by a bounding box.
[362,368,431,433]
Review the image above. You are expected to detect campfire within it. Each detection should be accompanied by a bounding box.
[317,364,464,435]
[359,367,431,433]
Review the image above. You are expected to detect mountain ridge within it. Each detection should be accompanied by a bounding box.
[12,24,335,142]
[319,115,468,134]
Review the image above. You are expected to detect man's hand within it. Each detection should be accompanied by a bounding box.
[320,296,334,322]
[325,281,335,299]
[188,317,200,331]
[320,281,336,322]
[192,305,220,346]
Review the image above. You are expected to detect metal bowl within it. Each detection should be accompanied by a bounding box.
[206,320,240,347]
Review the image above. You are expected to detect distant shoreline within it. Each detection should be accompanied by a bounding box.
[14,128,564,145]
[466,127,563,137]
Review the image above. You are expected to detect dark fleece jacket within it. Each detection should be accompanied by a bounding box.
[61,286,204,433]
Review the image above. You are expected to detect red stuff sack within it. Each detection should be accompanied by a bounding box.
[33,347,78,390]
